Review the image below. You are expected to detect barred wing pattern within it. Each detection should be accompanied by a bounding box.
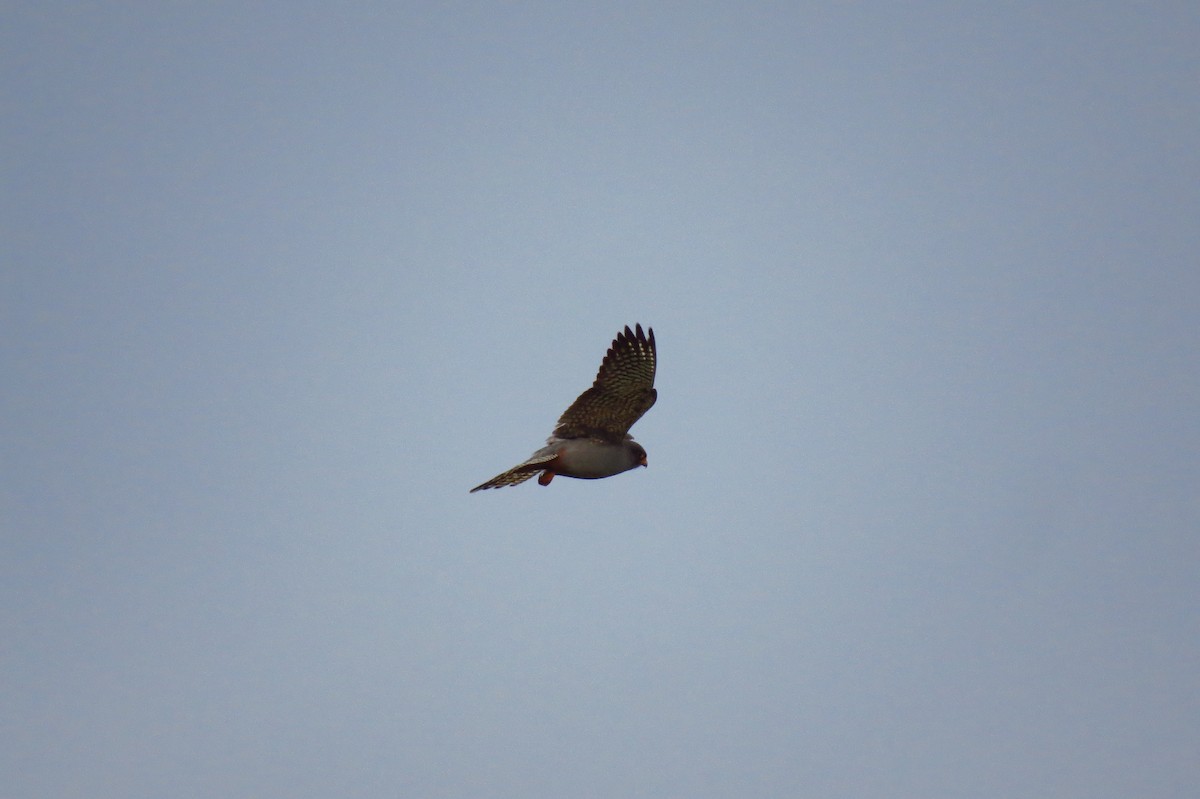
[553,324,656,442]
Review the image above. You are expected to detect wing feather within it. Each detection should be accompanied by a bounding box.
[553,324,657,441]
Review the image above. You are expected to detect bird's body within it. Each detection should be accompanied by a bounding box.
[471,324,656,492]
[529,437,647,484]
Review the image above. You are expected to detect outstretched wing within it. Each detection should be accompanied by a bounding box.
[553,324,656,441]
[469,451,558,492]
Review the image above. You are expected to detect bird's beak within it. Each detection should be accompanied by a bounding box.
[639,454,648,468]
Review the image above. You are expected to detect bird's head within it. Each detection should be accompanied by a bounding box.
[629,441,648,468]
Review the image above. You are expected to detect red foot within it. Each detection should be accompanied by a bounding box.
[538,471,555,486]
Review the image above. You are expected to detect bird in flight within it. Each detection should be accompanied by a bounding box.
[471,324,657,492]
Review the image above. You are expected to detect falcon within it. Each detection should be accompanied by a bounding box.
[470,324,657,492]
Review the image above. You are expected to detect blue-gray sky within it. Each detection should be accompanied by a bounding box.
[4,4,1198,797]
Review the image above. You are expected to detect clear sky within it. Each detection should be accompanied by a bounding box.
[4,3,1198,797]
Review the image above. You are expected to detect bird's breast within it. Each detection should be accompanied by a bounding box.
[554,440,639,479]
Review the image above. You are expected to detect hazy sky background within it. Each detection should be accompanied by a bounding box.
[4,3,1198,797]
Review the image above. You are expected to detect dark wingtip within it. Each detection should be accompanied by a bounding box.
[626,323,652,345]
[611,323,653,354]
